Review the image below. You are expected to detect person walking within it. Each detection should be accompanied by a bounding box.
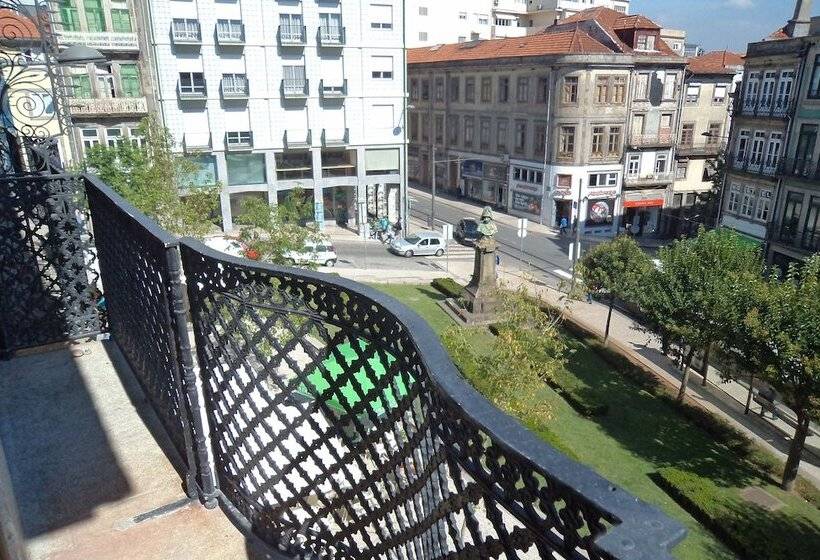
[559,216,568,236]
[392,218,402,238]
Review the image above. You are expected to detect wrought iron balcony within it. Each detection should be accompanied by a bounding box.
[57,30,139,51]
[728,153,781,177]
[278,24,307,45]
[281,78,309,98]
[216,22,245,46]
[69,96,148,117]
[318,26,346,46]
[221,77,249,99]
[321,128,349,147]
[781,157,820,181]
[284,129,312,149]
[171,20,202,44]
[319,79,348,98]
[624,171,675,186]
[628,130,674,148]
[676,139,726,157]
[734,94,793,118]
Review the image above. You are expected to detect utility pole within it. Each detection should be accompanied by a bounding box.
[430,152,437,228]
[570,178,583,293]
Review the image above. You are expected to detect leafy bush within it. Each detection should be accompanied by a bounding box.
[655,467,820,560]
[431,277,465,299]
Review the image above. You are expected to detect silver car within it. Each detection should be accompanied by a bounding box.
[389,231,447,257]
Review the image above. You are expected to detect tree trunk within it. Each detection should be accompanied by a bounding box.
[744,373,754,415]
[604,295,615,345]
[782,408,810,492]
[676,348,696,404]
[701,345,711,386]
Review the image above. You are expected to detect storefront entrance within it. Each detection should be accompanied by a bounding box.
[623,206,661,236]
[322,185,356,227]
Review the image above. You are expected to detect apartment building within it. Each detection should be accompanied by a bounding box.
[405,0,527,48]
[669,51,743,237]
[719,0,816,263]
[660,28,686,57]
[54,0,149,160]
[522,0,629,34]
[408,6,684,237]
[136,0,407,232]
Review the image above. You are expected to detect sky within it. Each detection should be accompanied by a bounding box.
[631,0,820,53]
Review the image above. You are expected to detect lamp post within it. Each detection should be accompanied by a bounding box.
[430,152,462,229]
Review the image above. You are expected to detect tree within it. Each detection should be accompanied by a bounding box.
[729,257,820,491]
[235,186,320,265]
[639,227,764,403]
[578,235,653,343]
[698,149,726,228]
[83,117,218,237]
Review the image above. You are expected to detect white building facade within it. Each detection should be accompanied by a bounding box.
[137,0,407,232]
[522,0,629,34]
[405,0,527,48]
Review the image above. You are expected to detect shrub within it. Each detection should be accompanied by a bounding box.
[431,277,465,299]
[655,467,820,560]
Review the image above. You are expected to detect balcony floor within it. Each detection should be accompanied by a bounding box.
[0,341,250,560]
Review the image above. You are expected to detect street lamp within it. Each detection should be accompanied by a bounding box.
[430,152,462,229]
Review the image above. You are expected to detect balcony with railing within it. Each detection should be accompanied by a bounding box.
[0,164,685,560]
[69,96,148,117]
[676,138,726,157]
[284,129,312,149]
[728,153,781,177]
[628,129,674,148]
[281,78,309,98]
[278,24,307,45]
[321,128,349,147]
[624,171,675,186]
[318,26,346,46]
[734,93,793,118]
[773,220,820,253]
[216,22,245,46]
[225,131,253,151]
[781,157,820,181]
[57,30,139,51]
[319,79,348,99]
[182,132,212,152]
[171,20,202,45]
[220,76,249,100]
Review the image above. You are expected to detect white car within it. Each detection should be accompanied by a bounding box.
[389,231,447,257]
[284,241,338,267]
[204,236,247,258]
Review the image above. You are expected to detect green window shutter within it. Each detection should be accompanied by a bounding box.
[111,9,132,33]
[59,0,79,32]
[84,0,106,32]
[72,75,91,98]
[119,64,141,97]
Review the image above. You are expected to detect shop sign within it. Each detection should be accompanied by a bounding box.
[512,192,542,215]
[586,198,615,226]
[623,198,664,208]
[461,160,484,178]
[552,188,573,200]
[512,181,540,194]
[588,189,618,200]
[485,163,507,181]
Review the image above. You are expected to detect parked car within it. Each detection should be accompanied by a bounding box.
[454,217,480,246]
[204,236,247,258]
[284,241,338,267]
[389,231,447,257]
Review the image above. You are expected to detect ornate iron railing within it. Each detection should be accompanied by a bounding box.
[178,240,685,559]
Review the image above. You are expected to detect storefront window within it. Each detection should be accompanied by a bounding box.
[227,153,266,185]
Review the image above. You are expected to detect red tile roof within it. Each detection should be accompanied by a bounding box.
[765,26,791,41]
[407,28,611,65]
[687,51,744,75]
[0,8,41,40]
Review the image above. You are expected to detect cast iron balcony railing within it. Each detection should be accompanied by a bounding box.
[318,26,346,46]
[734,93,793,118]
[781,157,820,181]
[225,131,253,151]
[221,76,250,99]
[57,30,139,51]
[629,129,674,148]
[283,129,312,149]
[171,19,202,44]
[216,21,245,45]
[69,96,148,117]
[278,24,306,45]
[624,171,675,186]
[676,138,726,156]
[319,79,348,98]
[773,223,820,253]
[728,153,781,177]
[282,78,309,98]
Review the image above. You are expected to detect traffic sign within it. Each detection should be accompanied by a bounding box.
[442,223,453,240]
[517,218,528,238]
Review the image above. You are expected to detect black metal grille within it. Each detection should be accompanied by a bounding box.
[0,173,102,354]
[180,240,685,560]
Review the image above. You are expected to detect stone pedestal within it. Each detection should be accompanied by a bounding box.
[440,237,499,325]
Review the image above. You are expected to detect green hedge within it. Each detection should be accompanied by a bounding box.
[655,467,820,560]
[431,277,465,299]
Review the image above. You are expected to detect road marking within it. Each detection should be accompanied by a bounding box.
[553,269,572,280]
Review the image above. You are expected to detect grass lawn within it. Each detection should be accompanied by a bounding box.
[369,282,820,560]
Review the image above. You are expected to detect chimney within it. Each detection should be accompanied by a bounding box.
[785,0,813,38]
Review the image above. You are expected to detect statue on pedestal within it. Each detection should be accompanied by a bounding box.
[463,206,499,318]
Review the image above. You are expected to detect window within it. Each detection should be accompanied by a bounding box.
[655,153,668,174]
[217,19,244,42]
[558,126,575,158]
[755,189,772,222]
[676,160,688,180]
[172,18,200,41]
[764,132,782,171]
[782,192,804,238]
[119,64,140,97]
[706,122,721,144]
[627,154,640,176]
[536,77,549,104]
[435,114,444,145]
[105,128,122,147]
[727,184,741,213]
[59,0,80,32]
[370,4,393,29]
[632,114,645,135]
[562,76,578,103]
[663,73,678,99]
[458,12,467,20]
[111,8,132,33]
[636,33,656,51]
[744,73,761,107]
[419,6,428,16]
[794,124,818,174]
[464,116,474,147]
[589,172,619,187]
[591,126,605,156]
[371,56,393,79]
[760,71,776,109]
[84,0,106,32]
[534,122,547,157]
[809,55,820,99]
[681,123,694,146]
[128,128,143,148]
[419,32,427,41]
[448,115,459,144]
[607,126,622,154]
[478,14,489,25]
[226,131,252,147]
[480,117,491,149]
[435,77,444,101]
[514,120,527,154]
[513,167,544,184]
[498,76,509,103]
[449,77,460,102]
[740,186,756,218]
[775,71,794,111]
[180,155,217,188]
[319,13,342,41]
[179,72,206,95]
[71,74,91,98]
[465,77,476,103]
[612,76,626,104]
[421,79,430,100]
[81,128,100,150]
[595,76,609,103]
[516,76,529,103]
[227,153,266,185]
[635,73,650,100]
[481,77,492,103]
[283,65,306,92]
[278,13,303,41]
[804,197,820,242]
[222,73,248,96]
[750,131,765,165]
[496,119,508,152]
[713,84,728,104]
[421,114,430,142]
[686,84,701,103]
[660,113,673,132]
